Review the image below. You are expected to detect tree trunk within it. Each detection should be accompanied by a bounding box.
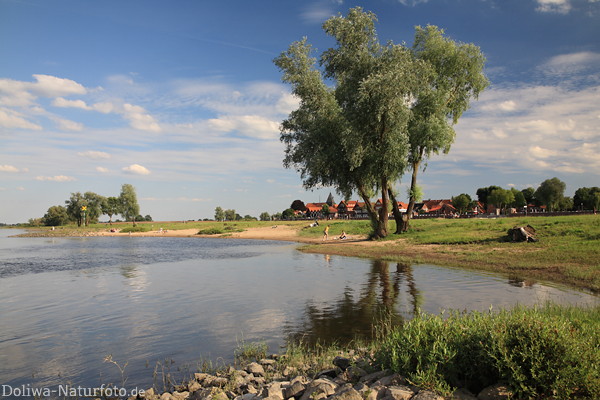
[388,186,403,234]
[357,184,387,239]
[401,158,421,233]
[374,177,390,239]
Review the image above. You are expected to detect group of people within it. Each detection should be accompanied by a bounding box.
[322,225,347,241]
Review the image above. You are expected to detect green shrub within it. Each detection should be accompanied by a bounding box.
[377,305,599,399]
[120,226,150,233]
[197,228,224,235]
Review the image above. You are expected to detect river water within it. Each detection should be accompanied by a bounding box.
[0,230,597,393]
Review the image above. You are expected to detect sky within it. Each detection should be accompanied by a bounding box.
[1,0,599,223]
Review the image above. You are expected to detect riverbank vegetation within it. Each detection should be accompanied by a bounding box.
[150,304,598,399]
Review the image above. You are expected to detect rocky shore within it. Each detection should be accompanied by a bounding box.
[133,355,512,400]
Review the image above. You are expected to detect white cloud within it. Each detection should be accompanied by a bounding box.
[0,165,20,172]
[49,115,84,131]
[122,164,151,175]
[52,97,92,110]
[96,167,110,173]
[300,3,337,23]
[30,74,87,97]
[78,151,111,159]
[0,107,42,130]
[540,51,600,76]
[535,0,571,14]
[398,0,430,6]
[207,115,279,139]
[121,103,161,132]
[35,175,76,182]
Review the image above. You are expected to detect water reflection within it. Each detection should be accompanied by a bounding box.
[286,259,422,345]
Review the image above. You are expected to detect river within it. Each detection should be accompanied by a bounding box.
[0,230,597,393]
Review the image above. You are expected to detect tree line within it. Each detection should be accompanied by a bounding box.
[213,207,275,222]
[34,183,146,227]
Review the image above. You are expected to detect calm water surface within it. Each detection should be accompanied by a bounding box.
[0,230,597,392]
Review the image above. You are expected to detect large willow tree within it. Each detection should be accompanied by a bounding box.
[275,7,487,238]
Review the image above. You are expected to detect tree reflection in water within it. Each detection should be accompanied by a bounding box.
[285,259,422,346]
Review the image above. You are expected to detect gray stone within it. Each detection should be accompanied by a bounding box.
[283,380,306,399]
[171,392,189,400]
[359,370,392,384]
[412,390,444,400]
[160,393,174,400]
[330,386,363,400]
[372,373,406,388]
[385,385,416,400]
[247,362,266,376]
[333,356,352,371]
[261,381,284,399]
[283,366,297,377]
[188,381,202,392]
[315,368,338,379]
[477,384,512,400]
[345,365,367,381]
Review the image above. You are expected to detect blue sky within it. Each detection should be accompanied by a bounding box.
[1,0,599,223]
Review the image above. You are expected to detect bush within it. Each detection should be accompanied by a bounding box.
[197,228,224,235]
[377,305,599,398]
[120,226,150,233]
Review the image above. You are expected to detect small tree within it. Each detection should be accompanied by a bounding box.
[476,186,502,209]
[488,188,514,214]
[259,212,271,221]
[451,193,472,214]
[510,188,527,209]
[43,205,70,226]
[224,209,236,221]
[120,184,140,226]
[290,200,307,212]
[521,187,536,205]
[534,177,566,212]
[282,208,295,220]
[102,196,122,225]
[214,206,225,222]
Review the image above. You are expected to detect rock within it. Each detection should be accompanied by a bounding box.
[261,381,285,399]
[171,392,189,400]
[359,370,392,385]
[283,380,306,399]
[412,390,444,400]
[508,225,538,242]
[333,356,352,371]
[344,365,367,381]
[385,385,416,400]
[260,358,277,366]
[450,388,478,400]
[314,368,339,379]
[372,373,406,388]
[188,381,202,393]
[330,386,363,400]
[477,383,512,400]
[247,362,266,376]
[160,393,174,400]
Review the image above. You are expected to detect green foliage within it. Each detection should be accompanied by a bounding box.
[119,184,140,225]
[377,305,599,399]
[120,225,150,233]
[214,206,225,222]
[43,205,70,226]
[450,193,472,214]
[535,177,566,211]
[234,340,268,364]
[198,227,224,235]
[259,212,271,221]
[224,209,236,221]
[102,196,122,224]
[488,188,514,213]
[282,208,296,220]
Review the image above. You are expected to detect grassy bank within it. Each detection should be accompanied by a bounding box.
[300,215,600,293]
[234,303,599,399]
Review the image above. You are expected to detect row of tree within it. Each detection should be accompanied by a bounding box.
[39,184,144,227]
[468,178,600,214]
[213,207,275,222]
[275,7,488,238]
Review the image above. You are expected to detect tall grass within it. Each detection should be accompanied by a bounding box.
[377,304,600,399]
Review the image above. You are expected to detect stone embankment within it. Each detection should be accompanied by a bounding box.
[134,355,512,400]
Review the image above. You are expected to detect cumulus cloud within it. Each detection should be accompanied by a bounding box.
[78,150,111,159]
[52,97,92,110]
[122,164,151,175]
[49,115,84,131]
[35,175,76,182]
[96,167,110,173]
[121,103,161,132]
[30,74,87,97]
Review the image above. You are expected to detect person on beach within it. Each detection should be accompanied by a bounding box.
[323,225,329,240]
[338,230,347,240]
